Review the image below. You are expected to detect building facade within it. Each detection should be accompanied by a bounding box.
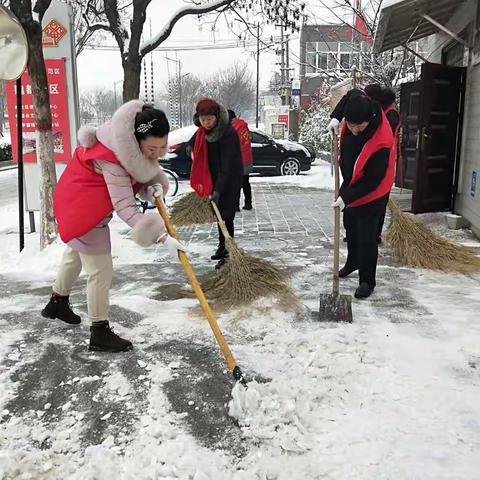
[375,0,480,237]
[299,24,370,110]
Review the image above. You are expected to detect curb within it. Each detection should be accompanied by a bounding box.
[0,164,17,172]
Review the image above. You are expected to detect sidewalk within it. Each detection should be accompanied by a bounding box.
[0,169,480,479]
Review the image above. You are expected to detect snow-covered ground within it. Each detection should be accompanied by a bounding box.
[0,131,11,147]
[250,159,334,191]
[1,166,480,479]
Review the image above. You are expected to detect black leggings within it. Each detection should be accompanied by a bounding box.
[218,219,234,250]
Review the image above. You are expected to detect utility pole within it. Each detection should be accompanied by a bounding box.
[113,79,122,110]
[166,55,184,128]
[178,60,182,127]
[285,34,291,107]
[280,25,286,105]
[149,20,155,105]
[256,22,260,128]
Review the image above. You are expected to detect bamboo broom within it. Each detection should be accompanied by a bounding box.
[387,199,480,273]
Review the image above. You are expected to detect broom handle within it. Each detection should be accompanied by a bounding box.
[211,201,230,239]
[332,135,340,296]
[154,197,243,381]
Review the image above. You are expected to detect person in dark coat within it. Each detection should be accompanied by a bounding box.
[328,84,400,242]
[190,98,244,269]
[331,93,395,299]
[228,109,253,211]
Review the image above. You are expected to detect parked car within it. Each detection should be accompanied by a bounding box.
[160,125,313,177]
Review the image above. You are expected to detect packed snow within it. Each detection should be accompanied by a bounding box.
[250,159,334,190]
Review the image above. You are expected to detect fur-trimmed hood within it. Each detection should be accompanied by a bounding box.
[193,105,230,143]
[77,100,162,184]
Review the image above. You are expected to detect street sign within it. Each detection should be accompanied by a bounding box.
[5,0,79,212]
[6,59,71,164]
[271,123,285,139]
[278,114,289,128]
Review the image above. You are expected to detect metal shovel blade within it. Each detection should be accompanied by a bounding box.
[319,292,353,323]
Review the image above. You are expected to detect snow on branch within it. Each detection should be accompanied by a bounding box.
[140,0,233,56]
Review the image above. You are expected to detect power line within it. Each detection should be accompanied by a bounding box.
[84,36,298,53]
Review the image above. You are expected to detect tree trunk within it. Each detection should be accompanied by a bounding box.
[11,1,57,249]
[123,57,142,102]
[27,26,57,249]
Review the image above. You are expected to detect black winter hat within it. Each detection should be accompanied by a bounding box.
[344,94,376,124]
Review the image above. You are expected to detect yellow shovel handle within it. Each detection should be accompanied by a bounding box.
[154,197,238,372]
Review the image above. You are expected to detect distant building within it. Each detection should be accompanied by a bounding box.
[299,24,369,109]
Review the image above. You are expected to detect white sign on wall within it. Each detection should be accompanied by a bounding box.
[23,0,79,212]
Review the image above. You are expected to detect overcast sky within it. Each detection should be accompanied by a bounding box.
[76,0,340,95]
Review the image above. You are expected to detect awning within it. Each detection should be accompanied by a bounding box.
[374,0,470,53]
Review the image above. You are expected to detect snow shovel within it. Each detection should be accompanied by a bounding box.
[154,197,247,386]
[318,135,353,322]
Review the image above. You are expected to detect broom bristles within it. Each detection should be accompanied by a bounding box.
[170,192,214,226]
[202,237,298,307]
[387,199,480,273]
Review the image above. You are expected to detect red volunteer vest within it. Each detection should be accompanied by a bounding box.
[384,102,402,185]
[54,142,141,243]
[340,110,395,207]
[231,118,253,168]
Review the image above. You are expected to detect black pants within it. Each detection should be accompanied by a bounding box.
[218,218,234,250]
[376,193,389,240]
[242,175,252,206]
[343,207,384,287]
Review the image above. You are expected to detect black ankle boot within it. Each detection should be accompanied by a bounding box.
[211,246,227,260]
[354,282,375,299]
[41,294,81,325]
[89,321,133,352]
[242,203,252,210]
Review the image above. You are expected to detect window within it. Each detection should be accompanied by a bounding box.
[442,41,466,67]
[318,53,328,70]
[306,52,317,73]
[340,53,350,69]
[251,131,269,144]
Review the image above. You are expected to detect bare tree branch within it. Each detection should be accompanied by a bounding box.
[103,0,128,57]
[33,0,52,22]
[140,0,234,57]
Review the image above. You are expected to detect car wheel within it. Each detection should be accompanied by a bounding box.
[280,157,301,176]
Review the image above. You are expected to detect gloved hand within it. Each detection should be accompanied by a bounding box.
[210,191,220,205]
[160,234,187,260]
[327,118,340,139]
[331,196,345,210]
[147,183,164,203]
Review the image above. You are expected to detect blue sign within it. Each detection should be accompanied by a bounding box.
[471,170,477,198]
[292,88,301,96]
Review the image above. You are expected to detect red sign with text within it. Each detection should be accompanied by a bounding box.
[6,58,71,163]
[278,114,289,129]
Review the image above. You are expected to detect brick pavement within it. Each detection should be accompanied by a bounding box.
[176,183,335,244]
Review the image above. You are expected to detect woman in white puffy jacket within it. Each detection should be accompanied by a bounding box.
[42,100,185,352]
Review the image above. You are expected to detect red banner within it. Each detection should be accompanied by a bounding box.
[6,58,71,163]
[278,114,289,129]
